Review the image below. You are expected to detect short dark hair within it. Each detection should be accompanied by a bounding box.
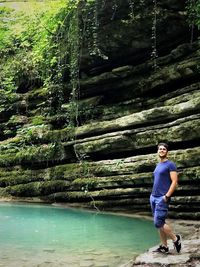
[157,142,169,151]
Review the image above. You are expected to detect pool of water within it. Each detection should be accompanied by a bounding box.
[0,202,158,267]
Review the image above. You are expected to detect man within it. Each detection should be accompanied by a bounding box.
[150,142,182,254]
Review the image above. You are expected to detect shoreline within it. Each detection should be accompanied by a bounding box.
[0,197,153,220]
[1,198,200,225]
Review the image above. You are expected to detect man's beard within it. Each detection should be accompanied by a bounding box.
[159,154,167,160]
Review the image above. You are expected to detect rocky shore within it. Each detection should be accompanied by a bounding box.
[131,219,200,267]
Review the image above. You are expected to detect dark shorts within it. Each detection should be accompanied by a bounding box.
[150,194,169,228]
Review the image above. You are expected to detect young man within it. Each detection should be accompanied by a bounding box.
[150,142,182,254]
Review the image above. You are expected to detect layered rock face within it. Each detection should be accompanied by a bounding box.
[0,0,200,219]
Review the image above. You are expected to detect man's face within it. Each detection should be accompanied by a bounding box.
[157,145,168,159]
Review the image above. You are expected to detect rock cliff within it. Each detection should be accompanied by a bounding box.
[0,0,199,219]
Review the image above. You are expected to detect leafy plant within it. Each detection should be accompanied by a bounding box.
[0,6,16,52]
[186,0,200,26]
[186,0,200,42]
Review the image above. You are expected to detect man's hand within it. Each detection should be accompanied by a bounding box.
[164,195,170,202]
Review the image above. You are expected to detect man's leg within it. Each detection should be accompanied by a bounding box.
[154,197,169,247]
[159,227,168,247]
[153,197,182,253]
[161,223,177,242]
[161,223,182,253]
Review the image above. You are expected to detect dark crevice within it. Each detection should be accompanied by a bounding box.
[18,157,78,171]
[85,139,200,161]
[144,74,200,98]
[81,49,151,77]
[170,206,200,212]
[16,79,43,94]
[179,180,200,186]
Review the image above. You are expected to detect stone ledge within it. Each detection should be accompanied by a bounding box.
[131,220,200,267]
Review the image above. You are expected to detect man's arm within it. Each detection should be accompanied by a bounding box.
[164,171,178,201]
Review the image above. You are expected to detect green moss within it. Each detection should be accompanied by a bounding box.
[0,153,18,167]
[63,164,84,179]
[6,182,40,197]
[31,116,45,126]
[6,180,69,197]
[43,127,75,142]
[0,143,67,167]
[47,164,80,181]
[0,188,9,197]
[0,165,73,188]
[72,177,98,190]
[0,175,32,187]
[14,125,75,145]
[0,170,44,187]
[16,143,66,164]
[6,115,28,126]
[0,136,22,150]
[40,180,70,195]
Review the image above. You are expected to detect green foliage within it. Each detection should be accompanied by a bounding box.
[0,0,103,107]
[0,6,16,51]
[0,0,109,167]
[81,0,108,59]
[0,0,76,92]
[186,0,200,27]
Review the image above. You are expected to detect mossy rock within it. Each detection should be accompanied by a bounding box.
[0,143,69,167]
[6,180,70,197]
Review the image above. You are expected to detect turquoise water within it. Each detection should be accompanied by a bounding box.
[0,202,158,267]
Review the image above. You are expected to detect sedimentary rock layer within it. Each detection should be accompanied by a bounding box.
[0,0,199,219]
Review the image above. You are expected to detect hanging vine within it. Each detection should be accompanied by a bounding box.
[111,0,118,20]
[67,4,80,128]
[151,0,158,70]
[127,0,145,21]
[127,0,135,21]
[82,0,108,59]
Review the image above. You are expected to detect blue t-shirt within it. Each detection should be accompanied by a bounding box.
[152,160,177,197]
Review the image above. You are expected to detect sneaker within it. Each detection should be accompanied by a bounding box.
[153,245,169,254]
[173,234,182,253]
